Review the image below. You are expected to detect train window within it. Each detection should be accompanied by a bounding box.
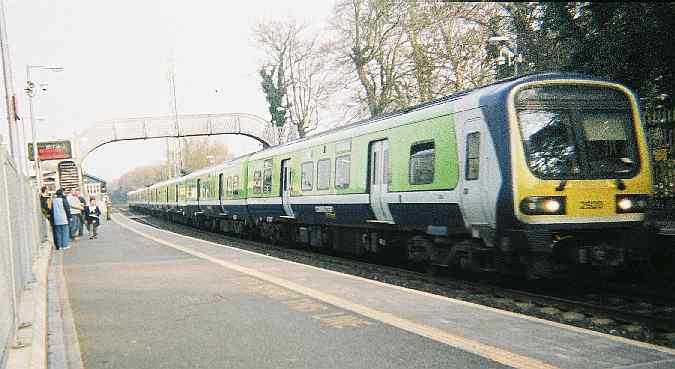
[263,159,273,193]
[336,139,351,153]
[409,141,435,185]
[253,170,262,193]
[335,155,351,189]
[233,176,239,196]
[466,132,481,180]
[301,162,314,191]
[317,159,331,190]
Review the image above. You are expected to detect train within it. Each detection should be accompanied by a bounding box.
[129,72,657,279]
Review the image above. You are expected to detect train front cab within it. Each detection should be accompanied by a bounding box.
[503,79,653,275]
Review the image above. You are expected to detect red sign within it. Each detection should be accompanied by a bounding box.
[28,141,72,161]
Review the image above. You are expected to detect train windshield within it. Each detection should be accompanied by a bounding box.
[515,85,639,180]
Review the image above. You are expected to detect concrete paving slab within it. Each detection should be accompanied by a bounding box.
[60,216,508,369]
[109,214,675,369]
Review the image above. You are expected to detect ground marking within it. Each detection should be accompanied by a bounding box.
[113,215,561,369]
[118,213,675,357]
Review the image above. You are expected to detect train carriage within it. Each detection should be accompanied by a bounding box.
[129,72,654,277]
[223,156,250,214]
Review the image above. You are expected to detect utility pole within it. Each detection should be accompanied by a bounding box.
[0,0,18,159]
[167,65,182,176]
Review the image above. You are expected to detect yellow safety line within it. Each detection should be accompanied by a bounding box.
[113,215,560,369]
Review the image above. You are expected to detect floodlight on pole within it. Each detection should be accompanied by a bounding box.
[488,35,522,76]
[488,36,511,44]
[26,64,64,188]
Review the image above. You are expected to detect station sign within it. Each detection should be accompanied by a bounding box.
[28,140,72,161]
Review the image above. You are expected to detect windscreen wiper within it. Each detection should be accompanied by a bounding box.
[555,180,568,191]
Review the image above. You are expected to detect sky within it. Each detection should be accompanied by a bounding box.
[0,0,335,181]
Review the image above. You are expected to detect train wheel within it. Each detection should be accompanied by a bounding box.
[525,253,554,280]
[279,224,296,248]
[268,224,282,245]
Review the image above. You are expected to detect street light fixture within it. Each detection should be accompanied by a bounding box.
[25,64,64,189]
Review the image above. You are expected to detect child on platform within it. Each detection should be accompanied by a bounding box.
[85,197,101,239]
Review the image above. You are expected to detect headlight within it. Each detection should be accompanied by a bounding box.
[615,194,649,213]
[520,196,566,215]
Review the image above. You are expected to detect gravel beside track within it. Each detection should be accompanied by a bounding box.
[121,208,675,349]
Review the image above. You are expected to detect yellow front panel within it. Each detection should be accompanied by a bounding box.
[508,80,653,224]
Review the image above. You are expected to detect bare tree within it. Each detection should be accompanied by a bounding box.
[180,137,231,173]
[163,136,232,175]
[330,0,408,117]
[254,19,330,140]
[328,1,501,118]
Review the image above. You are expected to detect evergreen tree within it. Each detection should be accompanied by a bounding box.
[260,66,288,128]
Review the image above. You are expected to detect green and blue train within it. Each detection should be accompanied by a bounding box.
[129,73,655,277]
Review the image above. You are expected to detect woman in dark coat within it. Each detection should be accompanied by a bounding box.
[84,197,101,239]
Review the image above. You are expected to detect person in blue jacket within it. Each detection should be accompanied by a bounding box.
[50,188,72,250]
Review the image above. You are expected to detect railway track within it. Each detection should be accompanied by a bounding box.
[123,209,675,348]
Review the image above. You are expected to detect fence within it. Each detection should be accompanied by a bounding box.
[645,108,675,218]
[0,147,42,367]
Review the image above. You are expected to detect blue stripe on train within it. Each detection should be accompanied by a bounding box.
[291,203,373,226]
[389,203,464,231]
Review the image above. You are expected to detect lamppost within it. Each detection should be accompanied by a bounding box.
[25,65,63,188]
[488,36,523,76]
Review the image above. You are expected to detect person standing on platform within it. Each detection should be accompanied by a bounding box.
[76,189,87,237]
[66,190,83,241]
[50,188,71,250]
[39,186,51,242]
[85,197,101,239]
[105,196,112,221]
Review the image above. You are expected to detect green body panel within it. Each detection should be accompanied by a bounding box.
[197,173,219,202]
[388,114,459,192]
[247,157,280,198]
[168,183,176,203]
[221,160,249,200]
[178,182,185,203]
[259,112,460,197]
[287,143,341,196]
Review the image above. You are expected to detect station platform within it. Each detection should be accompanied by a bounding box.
[53,213,675,369]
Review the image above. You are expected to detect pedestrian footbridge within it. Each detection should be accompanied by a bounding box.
[75,113,281,161]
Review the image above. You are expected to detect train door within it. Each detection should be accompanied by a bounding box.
[459,118,488,231]
[280,159,294,217]
[368,140,394,223]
